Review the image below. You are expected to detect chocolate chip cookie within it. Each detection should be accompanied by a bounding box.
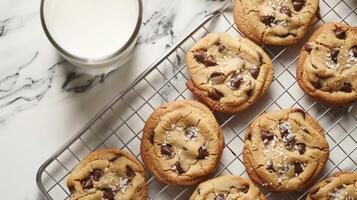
[67,148,147,200]
[189,175,267,200]
[233,0,319,45]
[243,108,329,191]
[306,172,357,200]
[186,32,273,114]
[140,100,224,185]
[297,23,357,105]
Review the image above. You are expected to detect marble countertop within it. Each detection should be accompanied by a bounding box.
[0,0,227,199]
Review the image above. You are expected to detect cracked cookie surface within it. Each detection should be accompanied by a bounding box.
[186,32,273,114]
[307,172,357,200]
[233,0,319,45]
[189,175,267,200]
[297,23,357,105]
[243,108,329,192]
[67,148,147,200]
[140,100,224,185]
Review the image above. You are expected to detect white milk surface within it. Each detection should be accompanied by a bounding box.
[44,0,139,60]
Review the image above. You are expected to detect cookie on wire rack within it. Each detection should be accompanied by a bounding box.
[243,108,329,192]
[140,99,224,185]
[67,148,147,200]
[233,0,320,45]
[186,32,274,114]
[297,23,357,105]
[306,171,357,200]
[189,175,267,200]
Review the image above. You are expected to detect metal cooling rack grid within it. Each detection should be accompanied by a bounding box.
[37,1,357,199]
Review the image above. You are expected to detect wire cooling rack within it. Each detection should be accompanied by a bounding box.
[37,1,357,199]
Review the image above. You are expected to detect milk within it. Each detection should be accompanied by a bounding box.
[43,0,140,60]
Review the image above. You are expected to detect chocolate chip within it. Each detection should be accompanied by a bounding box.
[334,27,346,39]
[148,133,155,144]
[102,188,116,200]
[209,89,224,100]
[312,79,321,89]
[198,146,209,160]
[294,108,306,119]
[331,48,340,63]
[205,55,218,66]
[310,186,319,195]
[261,15,275,27]
[210,72,226,84]
[246,89,253,97]
[216,42,226,53]
[294,161,304,175]
[193,49,207,63]
[350,46,357,57]
[68,186,75,194]
[90,169,103,181]
[280,6,292,17]
[341,83,352,93]
[261,131,274,144]
[109,156,119,162]
[292,0,305,11]
[175,161,185,174]
[81,178,94,190]
[161,144,173,156]
[239,185,249,193]
[125,166,135,177]
[266,161,275,172]
[249,68,260,79]
[296,143,306,154]
[247,132,252,141]
[304,44,313,52]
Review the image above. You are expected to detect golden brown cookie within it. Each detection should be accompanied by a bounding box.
[243,108,329,192]
[306,172,357,200]
[233,0,319,45]
[189,175,267,200]
[67,148,147,200]
[140,100,224,185]
[186,32,273,114]
[297,23,357,105]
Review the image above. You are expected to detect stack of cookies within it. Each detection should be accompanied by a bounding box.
[65,0,357,199]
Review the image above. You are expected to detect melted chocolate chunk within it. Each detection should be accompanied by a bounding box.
[285,135,296,150]
[294,161,304,175]
[341,83,352,93]
[161,144,174,156]
[230,73,242,89]
[109,156,119,162]
[266,161,275,172]
[249,68,260,79]
[280,129,289,138]
[148,133,155,144]
[239,185,249,193]
[216,42,226,53]
[197,146,209,160]
[261,131,274,144]
[90,169,103,181]
[280,6,292,17]
[296,143,306,154]
[68,186,75,194]
[246,89,253,97]
[312,80,322,89]
[175,161,185,174]
[209,89,224,100]
[247,132,252,141]
[125,166,135,177]
[261,16,275,27]
[294,108,306,119]
[257,52,264,66]
[351,46,357,57]
[304,44,313,52]
[81,178,94,190]
[102,188,116,200]
[334,27,346,39]
[194,49,218,67]
[215,194,226,200]
[331,48,340,63]
[292,0,305,11]
[210,72,226,84]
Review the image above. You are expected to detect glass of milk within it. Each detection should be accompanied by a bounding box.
[40,0,142,72]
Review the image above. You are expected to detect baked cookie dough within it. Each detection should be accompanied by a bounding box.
[307,172,357,200]
[186,32,273,114]
[189,175,267,200]
[233,0,319,45]
[140,100,224,185]
[243,108,329,192]
[297,23,357,105]
[67,148,147,200]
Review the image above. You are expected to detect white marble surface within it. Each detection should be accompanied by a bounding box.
[0,0,227,199]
